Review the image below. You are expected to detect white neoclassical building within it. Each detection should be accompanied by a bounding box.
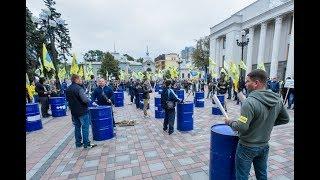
[209,0,294,80]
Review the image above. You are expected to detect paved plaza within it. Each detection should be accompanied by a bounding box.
[26,91,294,180]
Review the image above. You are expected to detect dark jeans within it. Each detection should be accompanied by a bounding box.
[135,95,139,108]
[72,113,90,147]
[227,88,232,99]
[130,94,134,103]
[236,143,269,180]
[39,96,49,116]
[163,109,175,132]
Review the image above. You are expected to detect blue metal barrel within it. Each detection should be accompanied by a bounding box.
[26,103,43,132]
[154,96,164,118]
[212,95,225,115]
[175,89,185,100]
[177,101,194,131]
[209,124,239,180]
[217,95,225,105]
[155,84,160,92]
[89,106,114,141]
[194,92,205,107]
[212,106,223,115]
[49,97,67,117]
[114,91,124,107]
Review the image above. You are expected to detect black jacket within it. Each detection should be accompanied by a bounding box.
[35,82,48,97]
[66,83,90,117]
[142,84,152,99]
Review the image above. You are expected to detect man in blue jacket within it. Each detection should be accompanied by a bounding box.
[66,74,97,149]
[91,78,115,126]
[161,80,182,135]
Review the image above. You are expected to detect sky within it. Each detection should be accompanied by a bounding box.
[26,0,257,63]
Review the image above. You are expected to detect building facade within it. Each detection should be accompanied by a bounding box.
[209,0,294,80]
[142,49,155,73]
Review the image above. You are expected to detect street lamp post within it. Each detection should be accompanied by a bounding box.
[178,59,183,79]
[236,30,249,81]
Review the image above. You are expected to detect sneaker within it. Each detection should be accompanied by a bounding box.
[84,144,97,149]
[76,143,83,148]
[163,127,167,131]
[168,131,174,135]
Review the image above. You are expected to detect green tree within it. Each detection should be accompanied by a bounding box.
[99,52,120,79]
[163,69,171,80]
[83,50,105,62]
[192,36,210,77]
[35,0,72,83]
[26,7,41,81]
[124,54,135,61]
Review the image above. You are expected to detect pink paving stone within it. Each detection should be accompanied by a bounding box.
[95,172,105,180]
[171,172,182,180]
[78,170,98,177]
[141,165,150,174]
[139,161,147,166]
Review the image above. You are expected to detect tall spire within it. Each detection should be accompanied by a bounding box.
[146,46,149,56]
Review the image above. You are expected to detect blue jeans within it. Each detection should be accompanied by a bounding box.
[235,143,269,180]
[72,113,90,147]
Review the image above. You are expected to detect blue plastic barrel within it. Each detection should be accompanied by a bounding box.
[194,92,205,107]
[175,89,185,100]
[177,101,194,131]
[89,106,114,141]
[114,91,124,107]
[154,96,164,118]
[26,103,43,132]
[209,124,239,180]
[158,89,163,95]
[49,97,67,117]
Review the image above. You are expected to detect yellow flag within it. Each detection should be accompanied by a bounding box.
[70,54,79,75]
[239,60,247,70]
[257,63,266,71]
[42,43,55,71]
[78,65,84,77]
[58,66,66,79]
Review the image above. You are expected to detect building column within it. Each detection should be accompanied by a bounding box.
[246,27,254,75]
[257,22,267,68]
[270,16,283,78]
[285,16,294,79]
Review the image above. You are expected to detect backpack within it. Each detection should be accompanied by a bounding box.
[165,89,175,109]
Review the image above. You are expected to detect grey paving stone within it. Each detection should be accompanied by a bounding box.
[115,168,132,178]
[77,175,96,180]
[189,171,208,180]
[148,162,166,172]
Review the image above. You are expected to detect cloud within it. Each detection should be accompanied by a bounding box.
[27,0,256,62]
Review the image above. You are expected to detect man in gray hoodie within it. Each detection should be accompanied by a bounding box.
[225,69,290,180]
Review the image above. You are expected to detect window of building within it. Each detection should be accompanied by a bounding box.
[222,37,226,49]
[182,73,184,78]
[188,73,190,78]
